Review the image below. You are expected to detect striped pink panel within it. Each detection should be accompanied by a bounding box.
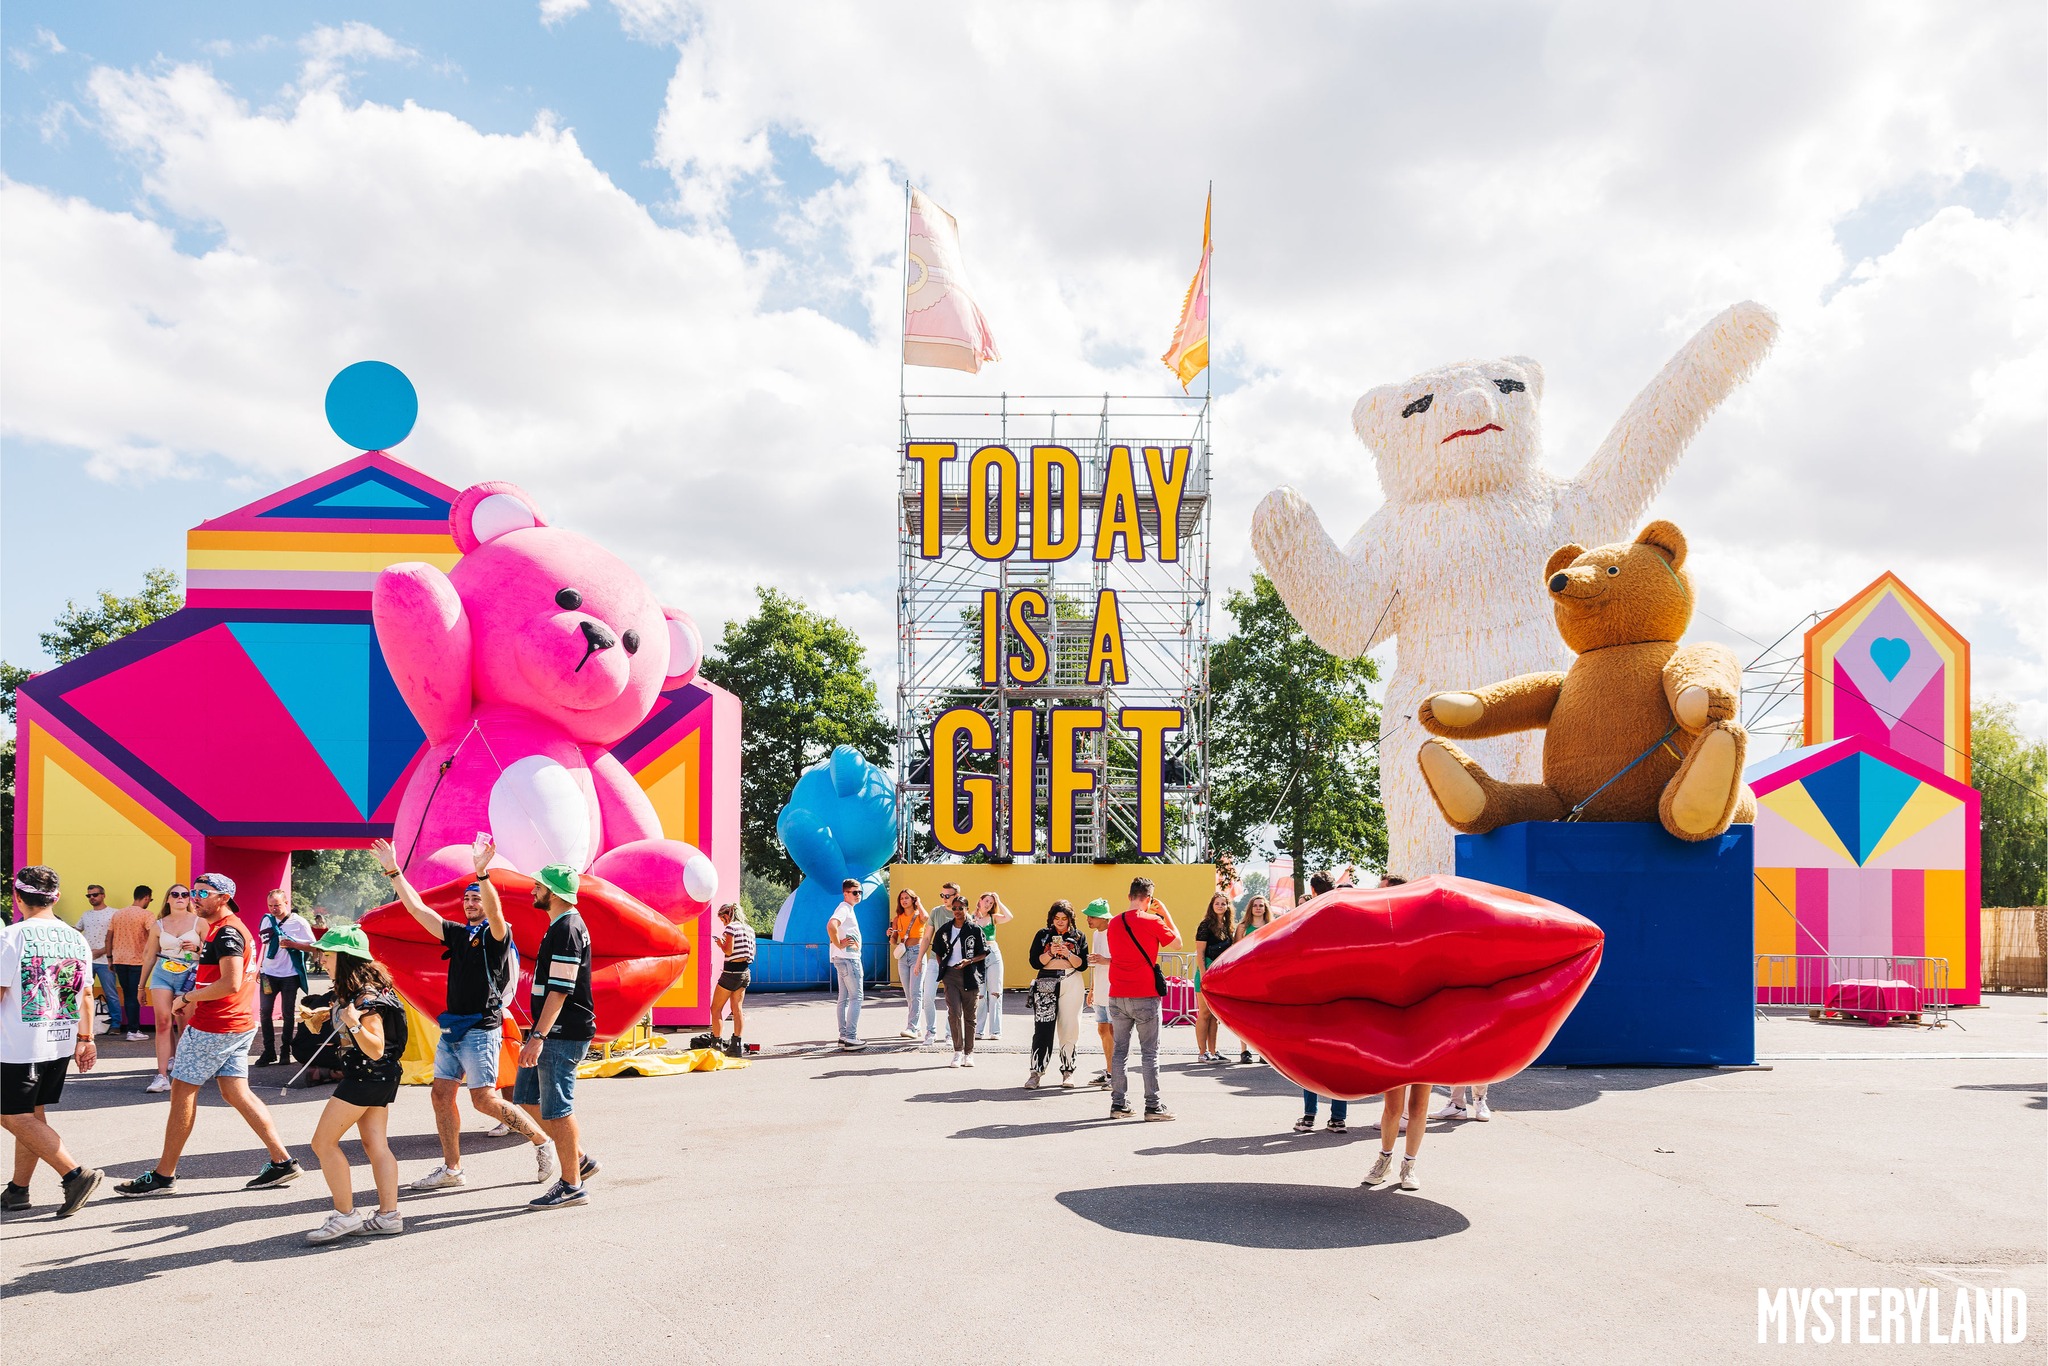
[1794,867,1830,957]
[1890,869,1924,958]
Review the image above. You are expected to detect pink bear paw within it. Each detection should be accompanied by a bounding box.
[590,839,719,918]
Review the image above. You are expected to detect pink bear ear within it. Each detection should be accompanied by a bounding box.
[450,481,548,554]
[662,608,704,688]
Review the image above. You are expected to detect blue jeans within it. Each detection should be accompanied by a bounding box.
[513,1037,588,1120]
[832,957,862,1042]
[914,955,940,1039]
[1303,1090,1348,1122]
[434,1023,503,1088]
[93,964,125,1032]
[899,948,923,1029]
[976,946,1004,1036]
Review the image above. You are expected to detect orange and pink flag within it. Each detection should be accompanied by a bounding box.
[1161,190,1211,390]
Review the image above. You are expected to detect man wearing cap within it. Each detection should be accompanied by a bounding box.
[116,872,301,1198]
[1,866,104,1217]
[518,863,598,1209]
[369,837,558,1193]
[1082,898,1116,1086]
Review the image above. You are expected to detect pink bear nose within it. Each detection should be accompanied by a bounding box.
[575,619,617,671]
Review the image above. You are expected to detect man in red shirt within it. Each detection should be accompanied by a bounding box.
[1105,876,1180,1122]
[116,873,300,1198]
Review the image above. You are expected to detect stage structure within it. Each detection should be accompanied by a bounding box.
[895,394,1213,862]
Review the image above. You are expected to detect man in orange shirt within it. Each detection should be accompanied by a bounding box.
[115,873,299,1198]
[107,889,157,1042]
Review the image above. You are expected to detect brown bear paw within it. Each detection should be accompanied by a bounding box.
[1419,738,1488,825]
[1663,722,1747,839]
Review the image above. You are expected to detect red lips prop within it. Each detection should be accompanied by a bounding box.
[360,870,689,1043]
[1201,875,1601,1100]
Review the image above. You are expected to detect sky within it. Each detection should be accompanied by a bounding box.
[3,2,2044,749]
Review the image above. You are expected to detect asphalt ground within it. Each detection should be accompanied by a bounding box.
[3,990,2042,1365]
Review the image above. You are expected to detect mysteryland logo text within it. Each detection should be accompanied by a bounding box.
[1759,1287,2027,1345]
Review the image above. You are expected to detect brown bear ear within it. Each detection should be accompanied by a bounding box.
[1635,520,1687,569]
[1544,543,1585,580]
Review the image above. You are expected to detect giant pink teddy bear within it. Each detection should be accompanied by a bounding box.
[372,481,720,917]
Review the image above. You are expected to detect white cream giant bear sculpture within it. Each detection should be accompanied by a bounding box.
[1252,301,1777,878]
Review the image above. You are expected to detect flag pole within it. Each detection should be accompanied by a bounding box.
[899,179,911,406]
[1204,180,1213,405]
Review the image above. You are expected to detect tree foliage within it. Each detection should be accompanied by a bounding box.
[3,568,184,880]
[699,586,893,886]
[289,848,390,921]
[1208,573,1386,898]
[1972,699,2048,908]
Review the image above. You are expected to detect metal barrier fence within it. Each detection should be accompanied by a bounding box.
[1754,954,1955,1027]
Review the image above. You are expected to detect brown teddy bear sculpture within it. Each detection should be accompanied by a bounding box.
[1416,520,1756,842]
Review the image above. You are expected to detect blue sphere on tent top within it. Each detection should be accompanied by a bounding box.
[325,361,418,451]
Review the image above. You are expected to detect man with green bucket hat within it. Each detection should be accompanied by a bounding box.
[1082,899,1115,1087]
[517,864,597,1210]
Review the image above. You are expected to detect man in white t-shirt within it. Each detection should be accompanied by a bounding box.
[254,889,317,1067]
[0,867,103,1218]
[1082,898,1115,1086]
[827,879,865,1051]
[76,885,121,1037]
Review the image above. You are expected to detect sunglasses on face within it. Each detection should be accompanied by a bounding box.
[191,889,218,900]
[169,892,190,899]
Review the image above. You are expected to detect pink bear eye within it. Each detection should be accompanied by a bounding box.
[621,629,640,655]
[555,588,582,609]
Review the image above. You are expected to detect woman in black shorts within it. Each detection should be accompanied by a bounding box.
[709,903,755,1058]
[305,926,408,1243]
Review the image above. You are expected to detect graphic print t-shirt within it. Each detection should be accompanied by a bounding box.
[189,913,259,1034]
[531,912,595,1042]
[0,919,91,1064]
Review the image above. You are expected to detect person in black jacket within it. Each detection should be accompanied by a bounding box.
[927,898,988,1069]
[1025,902,1088,1089]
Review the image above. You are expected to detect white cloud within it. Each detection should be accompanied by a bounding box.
[296,22,417,94]
[1,2,2043,740]
[539,0,593,25]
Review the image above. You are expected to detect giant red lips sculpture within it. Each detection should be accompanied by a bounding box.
[360,870,689,1043]
[1201,876,1602,1101]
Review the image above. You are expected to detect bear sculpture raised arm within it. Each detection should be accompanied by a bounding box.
[773,745,897,946]
[1415,519,1756,843]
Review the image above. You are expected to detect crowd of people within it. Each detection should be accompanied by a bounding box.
[7,850,1494,1233]
[0,835,610,1240]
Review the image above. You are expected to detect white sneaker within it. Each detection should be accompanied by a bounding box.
[962,1055,976,1068]
[1430,1103,1467,1121]
[1398,1158,1420,1191]
[1364,1151,1394,1185]
[125,1031,150,1042]
[899,1028,920,1038]
[145,1074,171,1095]
[358,1209,404,1235]
[535,1139,560,1186]
[1471,1098,1493,1121]
[485,1120,510,1138]
[307,1210,366,1243]
[950,1052,963,1068]
[404,1165,465,1192]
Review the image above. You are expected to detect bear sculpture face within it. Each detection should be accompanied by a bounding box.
[1351,356,1546,501]
[446,482,702,747]
[1542,521,1693,654]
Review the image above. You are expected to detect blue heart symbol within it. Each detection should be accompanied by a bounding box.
[1869,637,1910,681]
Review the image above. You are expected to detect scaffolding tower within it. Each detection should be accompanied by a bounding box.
[896,393,1212,863]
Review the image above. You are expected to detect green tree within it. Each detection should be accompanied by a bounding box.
[700,586,893,886]
[289,847,390,920]
[1209,573,1386,899]
[1972,699,2048,907]
[3,568,184,879]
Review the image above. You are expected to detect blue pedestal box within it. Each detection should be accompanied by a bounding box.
[1455,821,1755,1067]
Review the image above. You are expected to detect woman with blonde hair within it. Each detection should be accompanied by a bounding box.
[142,886,203,1095]
[968,892,1013,1040]
[303,926,408,1242]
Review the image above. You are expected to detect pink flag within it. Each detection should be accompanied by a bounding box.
[1161,190,1210,390]
[903,187,1001,374]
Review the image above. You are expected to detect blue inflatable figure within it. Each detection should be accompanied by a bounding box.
[760,746,895,986]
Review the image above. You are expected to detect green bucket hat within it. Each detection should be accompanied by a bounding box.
[536,863,581,905]
[316,925,372,959]
[1081,897,1113,920]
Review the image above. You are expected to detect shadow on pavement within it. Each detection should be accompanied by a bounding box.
[1056,1181,1468,1248]
[1955,1081,2046,1109]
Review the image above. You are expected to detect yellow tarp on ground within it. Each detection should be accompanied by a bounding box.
[578,1046,746,1078]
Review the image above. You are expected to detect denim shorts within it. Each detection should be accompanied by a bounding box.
[512,1037,589,1120]
[170,1026,256,1085]
[149,961,198,994]
[433,1024,503,1089]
